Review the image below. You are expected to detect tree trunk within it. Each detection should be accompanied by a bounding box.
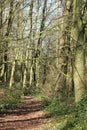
[74,48,85,102]
[55,0,72,99]
[4,1,14,85]
[72,0,86,102]
[35,0,47,88]
[23,48,28,88]
[9,49,17,89]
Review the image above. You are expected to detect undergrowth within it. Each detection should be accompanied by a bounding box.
[0,88,23,111]
[42,94,87,130]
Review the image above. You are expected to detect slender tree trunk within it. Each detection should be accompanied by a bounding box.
[0,2,4,81]
[4,1,14,84]
[56,0,59,68]
[29,64,33,86]
[9,49,17,89]
[29,0,34,87]
[35,0,47,88]
[23,48,28,88]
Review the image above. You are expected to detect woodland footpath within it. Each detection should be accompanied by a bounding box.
[0,0,87,129]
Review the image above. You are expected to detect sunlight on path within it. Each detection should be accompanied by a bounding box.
[0,96,52,130]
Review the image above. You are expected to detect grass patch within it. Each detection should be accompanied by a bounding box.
[42,95,87,130]
[65,94,87,130]
[0,88,23,111]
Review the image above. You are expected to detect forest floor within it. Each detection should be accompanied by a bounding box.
[0,96,54,130]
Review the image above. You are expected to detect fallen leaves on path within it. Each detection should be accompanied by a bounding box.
[0,96,51,130]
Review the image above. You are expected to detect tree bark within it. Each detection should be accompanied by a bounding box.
[55,0,72,99]
[9,49,17,89]
[72,0,86,102]
[4,1,14,84]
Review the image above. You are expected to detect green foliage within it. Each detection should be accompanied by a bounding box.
[42,94,87,130]
[42,97,68,116]
[61,94,87,130]
[0,88,23,111]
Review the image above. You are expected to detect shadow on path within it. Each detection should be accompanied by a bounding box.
[0,96,51,130]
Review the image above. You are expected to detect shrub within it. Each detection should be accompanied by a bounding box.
[0,88,23,111]
[61,94,87,130]
[42,94,87,130]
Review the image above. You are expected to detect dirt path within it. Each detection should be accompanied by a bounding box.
[0,96,51,130]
